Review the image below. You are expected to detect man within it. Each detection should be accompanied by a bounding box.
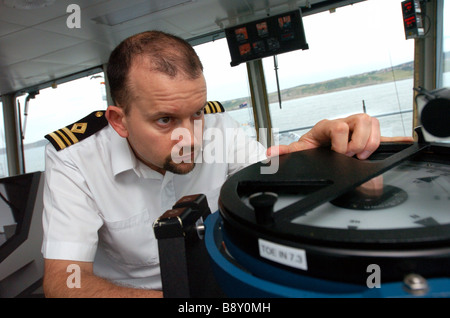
[42,31,383,298]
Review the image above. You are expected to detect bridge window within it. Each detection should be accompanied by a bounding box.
[0,99,7,177]
[195,39,257,139]
[17,71,107,173]
[262,0,414,145]
[441,0,450,87]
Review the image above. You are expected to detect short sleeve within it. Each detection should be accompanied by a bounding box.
[41,144,103,262]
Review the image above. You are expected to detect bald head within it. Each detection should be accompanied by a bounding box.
[107,31,204,113]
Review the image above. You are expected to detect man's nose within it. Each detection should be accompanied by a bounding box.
[179,119,203,146]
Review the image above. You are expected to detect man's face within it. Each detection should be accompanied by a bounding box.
[118,61,207,175]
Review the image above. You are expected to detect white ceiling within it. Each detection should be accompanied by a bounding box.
[0,0,361,95]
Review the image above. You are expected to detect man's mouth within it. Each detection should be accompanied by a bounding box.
[172,146,201,163]
[175,153,194,162]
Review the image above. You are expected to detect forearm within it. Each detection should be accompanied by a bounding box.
[45,273,162,298]
[43,260,163,298]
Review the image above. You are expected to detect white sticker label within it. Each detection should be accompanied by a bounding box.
[258,239,308,271]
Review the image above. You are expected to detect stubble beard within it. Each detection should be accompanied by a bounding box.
[164,145,199,175]
[163,157,196,175]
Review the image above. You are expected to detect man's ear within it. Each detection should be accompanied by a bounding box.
[106,105,129,138]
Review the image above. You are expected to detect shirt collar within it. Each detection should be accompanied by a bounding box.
[109,125,162,179]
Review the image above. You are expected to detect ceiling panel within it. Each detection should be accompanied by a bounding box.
[0,0,71,26]
[33,41,111,66]
[0,0,354,95]
[33,15,112,43]
[0,61,95,92]
[0,20,25,36]
[0,28,85,64]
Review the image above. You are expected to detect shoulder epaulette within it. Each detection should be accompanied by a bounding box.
[204,101,225,114]
[45,110,108,151]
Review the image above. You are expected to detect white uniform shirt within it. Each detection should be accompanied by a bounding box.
[41,112,267,290]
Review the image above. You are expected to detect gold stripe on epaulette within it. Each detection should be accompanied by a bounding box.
[205,101,224,114]
[210,101,218,113]
[45,110,108,151]
[56,130,71,147]
[62,127,79,144]
[48,132,67,150]
[212,102,219,113]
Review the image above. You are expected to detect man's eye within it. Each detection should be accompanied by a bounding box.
[157,117,171,125]
[193,110,204,118]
